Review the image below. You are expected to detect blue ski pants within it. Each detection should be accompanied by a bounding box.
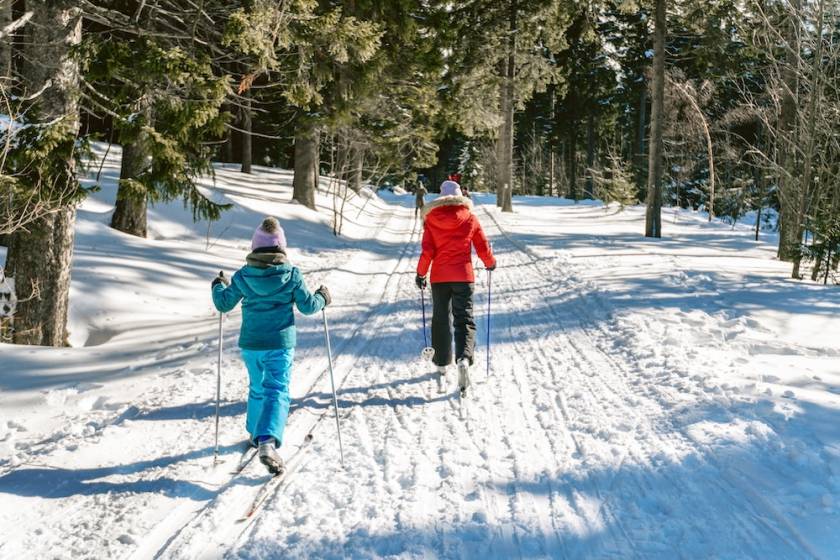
[240,348,295,446]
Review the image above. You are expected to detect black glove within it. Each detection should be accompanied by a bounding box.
[486,262,497,272]
[415,275,427,289]
[212,271,229,287]
[315,285,331,306]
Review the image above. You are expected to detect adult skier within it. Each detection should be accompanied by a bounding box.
[415,181,496,394]
[414,181,427,218]
[211,217,331,474]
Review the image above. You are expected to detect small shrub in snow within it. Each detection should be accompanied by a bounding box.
[589,154,638,209]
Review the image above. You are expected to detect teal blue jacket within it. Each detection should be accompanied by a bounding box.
[212,251,325,350]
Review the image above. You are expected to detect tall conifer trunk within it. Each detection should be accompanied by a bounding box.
[222,127,234,163]
[635,87,648,192]
[567,121,578,200]
[349,147,363,192]
[644,0,666,238]
[495,79,506,207]
[111,139,150,238]
[241,93,252,174]
[548,87,556,197]
[312,132,321,191]
[497,0,516,212]
[777,0,802,261]
[585,112,595,199]
[4,1,81,346]
[292,124,317,209]
[791,0,825,278]
[0,0,11,78]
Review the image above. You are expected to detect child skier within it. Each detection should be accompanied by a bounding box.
[211,217,330,474]
[415,181,496,395]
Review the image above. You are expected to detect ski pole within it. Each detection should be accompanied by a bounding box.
[420,287,434,360]
[214,271,224,465]
[321,309,345,467]
[421,287,428,348]
[486,269,492,379]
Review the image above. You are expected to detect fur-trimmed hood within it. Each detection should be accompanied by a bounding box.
[420,195,473,221]
[246,247,288,268]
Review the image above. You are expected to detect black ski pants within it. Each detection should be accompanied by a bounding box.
[431,282,476,367]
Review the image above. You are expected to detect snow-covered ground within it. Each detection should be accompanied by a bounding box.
[1,147,838,559]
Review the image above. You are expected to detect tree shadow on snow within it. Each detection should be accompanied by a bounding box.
[128,399,246,422]
[292,373,454,413]
[0,442,263,501]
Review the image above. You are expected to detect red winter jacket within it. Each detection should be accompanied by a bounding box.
[417,196,496,283]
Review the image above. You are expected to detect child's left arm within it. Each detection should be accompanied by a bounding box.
[292,269,326,315]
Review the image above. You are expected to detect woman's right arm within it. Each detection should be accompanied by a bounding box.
[417,225,435,277]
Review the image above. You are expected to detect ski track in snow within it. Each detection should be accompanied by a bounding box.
[232,200,829,559]
[2,169,838,559]
[478,206,817,559]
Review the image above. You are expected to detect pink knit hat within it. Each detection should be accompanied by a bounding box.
[251,217,287,250]
[440,180,462,197]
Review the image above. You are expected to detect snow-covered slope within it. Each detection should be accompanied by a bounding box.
[1,147,838,559]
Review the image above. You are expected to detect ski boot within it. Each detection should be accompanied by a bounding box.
[457,358,471,398]
[436,365,448,394]
[258,438,285,475]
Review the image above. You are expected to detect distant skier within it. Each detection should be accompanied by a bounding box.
[211,217,330,474]
[414,181,427,218]
[415,180,496,395]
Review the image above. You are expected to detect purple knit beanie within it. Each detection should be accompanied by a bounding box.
[251,217,287,251]
[440,180,462,197]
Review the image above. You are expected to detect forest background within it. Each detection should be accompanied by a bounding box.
[1,0,838,348]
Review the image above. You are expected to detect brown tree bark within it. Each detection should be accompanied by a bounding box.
[548,86,556,197]
[585,112,596,199]
[791,0,825,279]
[292,124,317,209]
[0,0,12,78]
[501,0,516,212]
[222,127,234,163]
[240,93,252,174]
[312,131,320,191]
[495,83,505,207]
[111,139,150,238]
[644,0,666,238]
[777,0,802,262]
[567,121,578,200]
[635,86,648,192]
[6,207,76,346]
[349,146,363,193]
[4,1,81,346]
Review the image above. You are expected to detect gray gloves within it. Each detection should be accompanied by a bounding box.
[212,271,229,287]
[315,285,331,306]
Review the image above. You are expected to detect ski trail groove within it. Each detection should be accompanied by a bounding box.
[479,204,815,559]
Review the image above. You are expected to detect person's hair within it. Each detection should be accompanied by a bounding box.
[260,216,280,233]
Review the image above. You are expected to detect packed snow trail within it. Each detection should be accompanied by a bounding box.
[2,157,838,559]
[228,197,834,559]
